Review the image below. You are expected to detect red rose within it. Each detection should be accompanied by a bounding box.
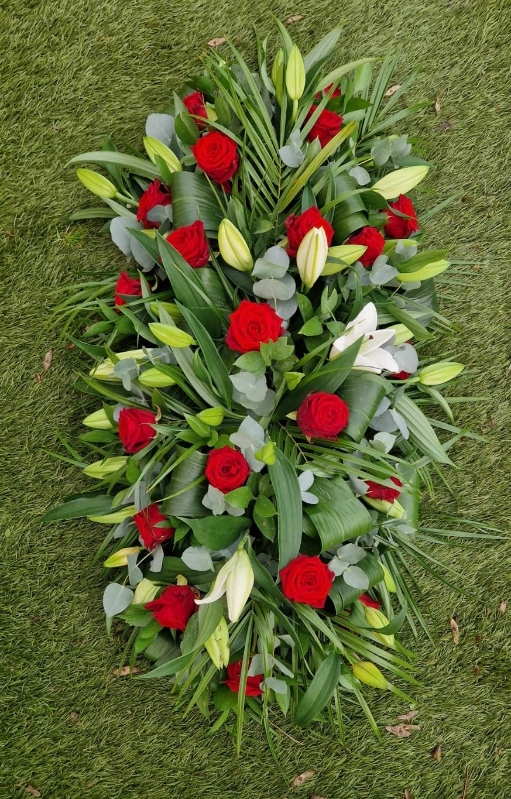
[145,585,197,631]
[205,446,251,494]
[285,206,334,258]
[384,194,420,239]
[134,504,174,550]
[390,370,411,380]
[226,300,284,353]
[223,660,263,697]
[118,407,157,454]
[346,226,385,267]
[114,271,142,307]
[365,476,402,502]
[136,180,172,229]
[183,91,208,129]
[359,593,380,609]
[306,105,343,148]
[296,392,349,439]
[166,220,210,268]
[315,83,341,100]
[280,554,334,609]
[191,131,239,185]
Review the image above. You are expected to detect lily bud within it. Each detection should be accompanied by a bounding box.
[185,414,211,438]
[218,219,253,272]
[149,301,182,322]
[271,48,285,105]
[88,505,136,524]
[197,407,225,427]
[352,661,388,690]
[138,367,176,388]
[143,136,182,173]
[83,408,113,429]
[204,617,230,669]
[364,607,395,648]
[419,361,464,386]
[296,226,329,289]
[391,324,414,345]
[363,497,405,519]
[76,168,117,199]
[83,456,128,479]
[149,322,196,348]
[103,546,141,568]
[380,562,397,592]
[90,349,153,381]
[132,578,159,604]
[254,441,276,465]
[285,44,306,101]
[195,546,254,623]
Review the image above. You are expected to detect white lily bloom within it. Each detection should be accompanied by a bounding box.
[329,302,399,374]
[195,548,254,622]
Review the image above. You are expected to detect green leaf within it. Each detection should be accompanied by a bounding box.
[137,651,194,679]
[306,476,373,550]
[42,493,113,522]
[329,554,384,611]
[339,373,388,442]
[175,112,200,145]
[396,249,449,274]
[294,652,342,727]
[170,171,223,234]
[195,601,224,649]
[214,684,238,711]
[254,495,277,517]
[68,151,160,179]
[177,302,232,406]
[158,556,215,585]
[268,449,302,569]
[162,448,209,517]
[182,515,251,549]
[299,317,324,336]
[225,487,254,509]
[395,394,453,465]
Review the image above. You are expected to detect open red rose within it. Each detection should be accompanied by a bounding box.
[223,660,263,697]
[118,407,157,454]
[205,446,251,494]
[280,555,334,609]
[183,91,208,129]
[114,271,142,307]
[306,105,343,148]
[285,206,334,258]
[134,504,174,550]
[145,585,197,631]
[315,83,341,100]
[191,131,239,185]
[346,226,385,267]
[226,300,284,353]
[166,220,210,267]
[359,593,380,609]
[296,392,349,439]
[365,476,402,502]
[136,180,172,229]
[384,194,420,239]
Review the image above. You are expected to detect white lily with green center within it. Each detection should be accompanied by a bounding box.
[329,301,399,374]
[195,543,254,622]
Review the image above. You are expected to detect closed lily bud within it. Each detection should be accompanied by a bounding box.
[204,617,230,669]
[352,661,388,690]
[82,408,113,429]
[285,44,306,101]
[419,361,464,386]
[132,577,159,604]
[76,168,117,199]
[363,497,405,519]
[103,546,141,568]
[195,545,254,623]
[218,219,253,272]
[380,562,397,592]
[138,367,176,388]
[88,505,136,524]
[271,48,285,105]
[254,440,276,465]
[143,136,182,173]
[90,349,152,381]
[364,607,395,648]
[197,407,225,427]
[297,226,329,289]
[83,456,128,479]
[392,324,413,345]
[149,322,195,348]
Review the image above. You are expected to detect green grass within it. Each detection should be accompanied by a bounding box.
[1,0,511,797]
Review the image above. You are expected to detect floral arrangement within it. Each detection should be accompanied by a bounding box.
[46,24,482,750]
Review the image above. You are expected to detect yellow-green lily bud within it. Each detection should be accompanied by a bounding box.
[380,562,397,593]
[283,371,304,390]
[364,607,395,648]
[322,244,368,275]
[82,408,113,429]
[185,414,211,438]
[132,578,159,604]
[83,456,128,479]
[297,226,329,289]
[204,616,230,669]
[218,219,253,272]
[149,322,196,348]
[205,106,218,123]
[143,136,182,173]
[352,661,388,690]
[363,497,405,519]
[76,168,117,199]
[254,441,276,465]
[103,546,141,568]
[397,260,449,283]
[418,361,464,386]
[285,45,306,101]
[138,367,176,388]
[271,48,285,105]
[197,407,225,427]
[90,349,153,381]
[89,505,136,524]
[149,301,182,323]
[372,165,429,200]
[392,324,413,345]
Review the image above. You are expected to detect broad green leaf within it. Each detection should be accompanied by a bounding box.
[177,302,232,406]
[42,493,113,521]
[294,652,342,727]
[269,449,303,569]
[158,556,215,585]
[339,373,388,442]
[162,448,209,517]
[306,476,373,550]
[170,171,224,234]
[395,394,453,465]
[183,515,250,549]
[68,151,160,179]
[316,58,377,91]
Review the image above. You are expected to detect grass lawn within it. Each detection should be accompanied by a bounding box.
[1,0,510,797]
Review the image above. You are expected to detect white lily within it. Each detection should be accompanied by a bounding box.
[329,302,399,374]
[195,546,254,622]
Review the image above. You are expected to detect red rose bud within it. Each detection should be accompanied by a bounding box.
[306,105,343,148]
[226,299,284,353]
[114,271,142,307]
[191,130,239,185]
[346,227,385,267]
[136,180,172,229]
[384,194,420,239]
[118,407,157,454]
[223,659,263,697]
[315,82,341,99]
[285,206,334,258]
[365,476,402,503]
[166,220,210,268]
[182,91,208,129]
[390,370,411,380]
[133,504,174,550]
[280,554,334,609]
[145,584,197,631]
[296,392,349,440]
[359,593,380,609]
[205,446,251,494]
